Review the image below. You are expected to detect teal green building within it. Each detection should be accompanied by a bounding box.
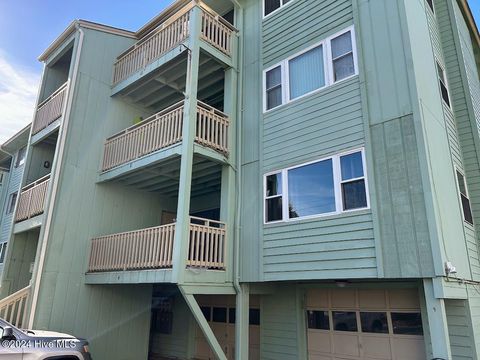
[1,0,480,358]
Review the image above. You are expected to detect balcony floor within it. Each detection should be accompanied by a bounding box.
[99,152,222,198]
[85,269,173,285]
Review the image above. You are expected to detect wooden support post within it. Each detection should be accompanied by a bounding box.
[172,5,202,284]
[235,284,249,360]
[423,279,452,359]
[180,286,228,360]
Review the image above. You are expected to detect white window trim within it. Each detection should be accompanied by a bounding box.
[436,60,451,109]
[426,0,435,14]
[454,166,473,226]
[263,0,296,19]
[263,147,369,224]
[263,26,359,113]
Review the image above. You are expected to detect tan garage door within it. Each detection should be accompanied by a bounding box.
[194,295,260,360]
[306,288,426,360]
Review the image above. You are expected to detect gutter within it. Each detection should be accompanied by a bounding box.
[28,25,85,329]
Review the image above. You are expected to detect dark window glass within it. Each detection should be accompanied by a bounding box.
[0,243,6,263]
[391,312,423,335]
[436,62,450,107]
[307,310,330,330]
[229,308,236,324]
[360,312,388,334]
[266,66,282,109]
[7,193,17,214]
[342,179,367,210]
[426,0,434,12]
[222,9,234,25]
[266,197,282,222]
[249,309,260,325]
[266,173,282,196]
[201,306,211,321]
[15,147,26,168]
[212,307,227,323]
[333,311,358,332]
[288,159,335,218]
[264,0,281,16]
[456,171,473,225]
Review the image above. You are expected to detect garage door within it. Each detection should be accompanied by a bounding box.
[194,295,260,360]
[306,288,426,360]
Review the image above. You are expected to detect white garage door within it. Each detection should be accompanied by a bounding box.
[194,295,260,360]
[306,288,426,360]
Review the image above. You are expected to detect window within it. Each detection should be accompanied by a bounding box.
[340,152,368,210]
[264,0,291,17]
[0,243,6,263]
[229,308,236,324]
[7,192,17,214]
[332,311,357,332]
[15,147,26,168]
[263,27,357,111]
[201,306,212,321]
[307,310,330,330]
[265,173,283,222]
[436,61,451,107]
[249,309,260,325]
[360,312,388,334]
[289,46,325,100]
[426,0,434,13]
[264,149,368,223]
[151,298,173,334]
[265,66,283,110]
[456,170,473,225]
[212,307,227,323]
[391,312,423,335]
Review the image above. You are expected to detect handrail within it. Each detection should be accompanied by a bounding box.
[36,82,68,109]
[106,100,185,141]
[0,285,31,328]
[189,216,226,228]
[21,174,51,192]
[197,100,229,119]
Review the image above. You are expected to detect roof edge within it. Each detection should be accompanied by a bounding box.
[38,20,136,62]
[459,0,480,49]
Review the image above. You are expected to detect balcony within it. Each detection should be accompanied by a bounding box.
[32,82,68,136]
[113,3,236,86]
[101,100,229,173]
[15,174,50,223]
[87,217,226,274]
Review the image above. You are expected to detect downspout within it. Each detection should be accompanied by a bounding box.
[28,25,84,329]
[229,0,244,299]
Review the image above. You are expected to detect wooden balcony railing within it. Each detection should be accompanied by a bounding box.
[112,3,236,85]
[101,100,229,172]
[15,174,50,223]
[87,217,226,273]
[0,285,31,328]
[32,82,68,135]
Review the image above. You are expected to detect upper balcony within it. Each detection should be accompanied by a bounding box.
[14,174,50,232]
[31,82,68,139]
[99,100,229,182]
[112,2,237,94]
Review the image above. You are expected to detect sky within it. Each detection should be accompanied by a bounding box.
[0,0,479,143]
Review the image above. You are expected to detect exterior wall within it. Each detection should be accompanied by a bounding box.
[0,152,25,275]
[467,285,480,357]
[30,28,172,360]
[446,298,477,359]
[437,0,480,281]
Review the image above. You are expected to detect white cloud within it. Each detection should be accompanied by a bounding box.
[0,51,40,143]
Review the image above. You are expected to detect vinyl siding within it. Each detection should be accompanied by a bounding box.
[446,298,476,359]
[0,158,25,275]
[467,285,480,356]
[261,286,300,360]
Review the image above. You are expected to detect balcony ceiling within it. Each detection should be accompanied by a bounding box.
[117,51,226,112]
[112,154,221,198]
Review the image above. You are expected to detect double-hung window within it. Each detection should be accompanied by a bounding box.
[15,147,26,168]
[264,0,291,17]
[264,26,357,111]
[436,61,451,107]
[456,170,473,225]
[264,149,369,223]
[7,192,17,214]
